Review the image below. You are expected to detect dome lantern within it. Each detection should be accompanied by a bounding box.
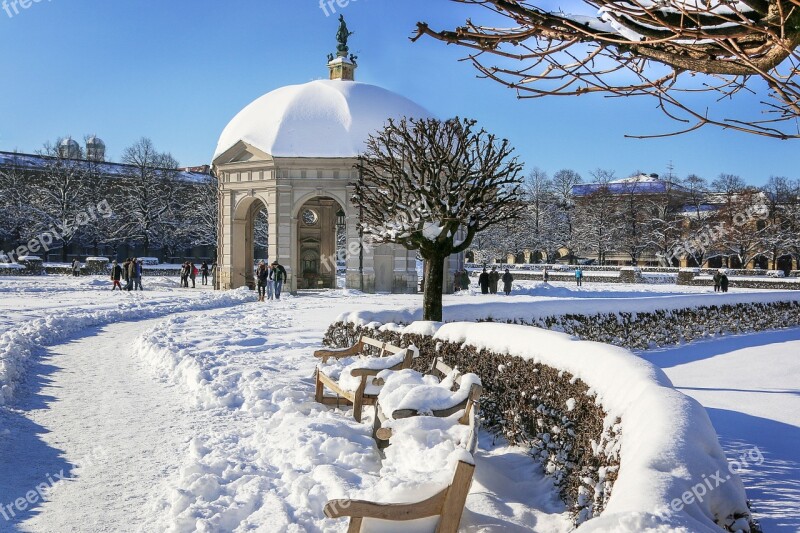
[327,15,357,82]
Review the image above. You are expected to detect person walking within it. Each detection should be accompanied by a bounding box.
[478,268,490,294]
[125,257,138,292]
[488,266,500,294]
[179,262,189,288]
[575,267,583,287]
[71,258,81,277]
[266,263,276,300]
[189,262,198,288]
[460,270,471,291]
[713,271,721,292]
[133,258,144,291]
[110,260,123,290]
[720,271,730,293]
[271,260,287,299]
[121,258,131,291]
[256,261,268,302]
[201,261,209,286]
[542,267,549,284]
[501,268,514,296]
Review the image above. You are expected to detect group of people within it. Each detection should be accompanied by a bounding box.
[256,260,288,302]
[713,270,730,292]
[180,261,210,288]
[476,266,514,296]
[110,258,144,291]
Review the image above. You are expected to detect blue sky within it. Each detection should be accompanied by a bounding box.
[0,0,796,185]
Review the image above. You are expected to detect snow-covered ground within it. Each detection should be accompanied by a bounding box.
[0,276,797,532]
[641,331,800,533]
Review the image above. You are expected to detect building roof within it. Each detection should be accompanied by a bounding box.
[0,151,211,183]
[573,173,688,196]
[213,80,433,161]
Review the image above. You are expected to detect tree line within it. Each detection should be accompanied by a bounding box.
[0,138,217,263]
[473,169,800,270]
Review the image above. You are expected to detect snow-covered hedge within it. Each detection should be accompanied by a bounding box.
[336,298,800,351]
[322,320,758,532]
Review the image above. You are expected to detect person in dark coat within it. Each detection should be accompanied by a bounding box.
[460,270,471,291]
[713,271,722,292]
[501,268,514,296]
[488,266,500,294]
[542,268,549,283]
[110,260,123,290]
[189,262,198,288]
[201,261,209,286]
[271,261,287,299]
[720,271,730,292]
[256,261,268,302]
[478,268,490,294]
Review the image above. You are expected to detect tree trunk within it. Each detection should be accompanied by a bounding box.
[422,251,446,321]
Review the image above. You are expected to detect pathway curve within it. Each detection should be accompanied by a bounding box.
[0,317,207,533]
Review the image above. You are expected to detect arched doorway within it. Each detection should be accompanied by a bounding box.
[777,255,793,275]
[296,196,345,289]
[230,196,269,290]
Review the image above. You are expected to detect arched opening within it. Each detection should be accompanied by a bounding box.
[230,196,269,290]
[753,255,769,270]
[296,196,346,289]
[777,255,793,276]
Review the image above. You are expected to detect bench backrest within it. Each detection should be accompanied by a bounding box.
[388,357,482,427]
[359,336,403,357]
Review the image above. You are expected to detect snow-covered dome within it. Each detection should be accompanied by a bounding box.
[86,135,105,147]
[85,136,106,162]
[58,137,81,159]
[213,80,433,161]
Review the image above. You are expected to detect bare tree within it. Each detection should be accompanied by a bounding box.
[353,117,523,320]
[0,154,36,257]
[615,174,652,265]
[116,138,180,256]
[573,169,619,265]
[31,141,90,262]
[761,176,795,268]
[550,169,583,263]
[415,0,800,139]
[679,174,714,266]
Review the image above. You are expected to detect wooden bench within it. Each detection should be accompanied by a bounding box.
[314,336,413,423]
[323,458,475,533]
[373,358,482,448]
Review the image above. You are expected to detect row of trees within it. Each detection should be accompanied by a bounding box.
[472,169,800,269]
[0,138,217,262]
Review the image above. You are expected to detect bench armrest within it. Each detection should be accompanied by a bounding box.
[324,490,446,520]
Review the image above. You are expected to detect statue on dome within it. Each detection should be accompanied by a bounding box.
[336,15,353,54]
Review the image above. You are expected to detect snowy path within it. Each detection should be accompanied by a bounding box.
[0,317,208,533]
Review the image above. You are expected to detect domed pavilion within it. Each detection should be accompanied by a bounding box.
[213,22,461,293]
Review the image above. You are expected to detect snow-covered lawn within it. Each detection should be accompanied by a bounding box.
[641,330,800,533]
[0,276,797,531]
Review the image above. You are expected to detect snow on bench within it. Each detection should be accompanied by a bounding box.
[372,359,482,448]
[325,400,478,533]
[314,336,417,422]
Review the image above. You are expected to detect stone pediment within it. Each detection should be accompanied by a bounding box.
[213,141,274,167]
